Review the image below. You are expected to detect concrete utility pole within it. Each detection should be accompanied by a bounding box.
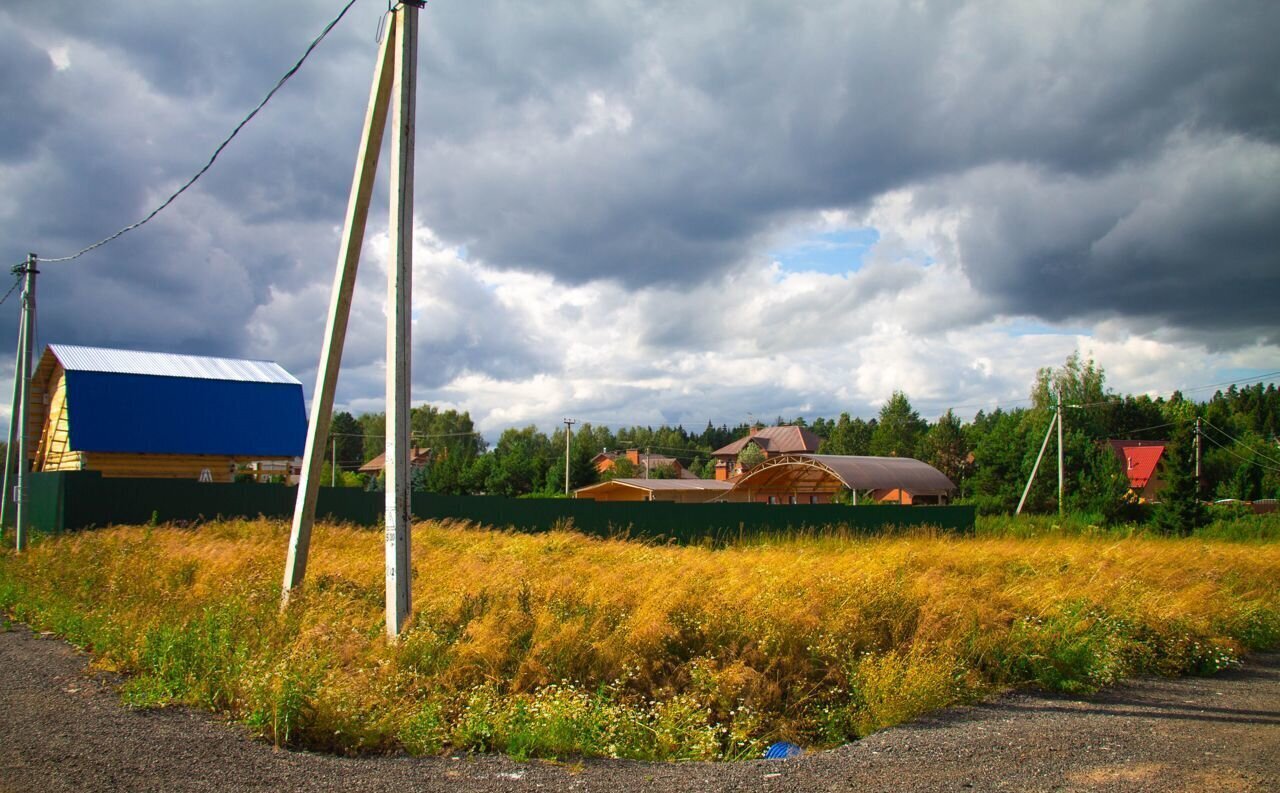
[14,254,37,551]
[1057,388,1065,517]
[1017,411,1058,516]
[283,3,423,641]
[562,418,576,495]
[331,436,337,487]
[0,303,27,538]
[1194,417,1202,489]
[283,11,396,605]
[384,0,419,639]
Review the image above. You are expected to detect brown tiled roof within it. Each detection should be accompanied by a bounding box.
[712,425,823,457]
[358,447,432,473]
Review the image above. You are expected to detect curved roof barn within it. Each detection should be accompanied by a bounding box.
[723,453,956,498]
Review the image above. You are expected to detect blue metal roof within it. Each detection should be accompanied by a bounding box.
[62,370,306,457]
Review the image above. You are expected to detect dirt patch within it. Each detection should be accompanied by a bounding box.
[1,621,1277,792]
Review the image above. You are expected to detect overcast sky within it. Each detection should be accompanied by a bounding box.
[1,0,1277,441]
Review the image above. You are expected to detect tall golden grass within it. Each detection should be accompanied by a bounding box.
[1,519,1277,760]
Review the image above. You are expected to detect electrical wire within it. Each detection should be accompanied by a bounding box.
[1199,431,1280,475]
[1201,418,1280,467]
[1066,372,1280,410]
[0,277,21,309]
[36,0,361,264]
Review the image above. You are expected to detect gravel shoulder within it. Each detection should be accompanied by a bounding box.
[1,621,1277,793]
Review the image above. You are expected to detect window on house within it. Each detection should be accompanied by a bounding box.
[767,495,778,504]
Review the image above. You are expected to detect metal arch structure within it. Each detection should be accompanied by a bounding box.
[715,453,956,502]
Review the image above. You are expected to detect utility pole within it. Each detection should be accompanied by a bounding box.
[1017,411,1058,515]
[562,418,576,495]
[384,0,419,639]
[1194,417,1202,493]
[0,306,27,538]
[14,254,37,551]
[331,436,337,487]
[645,446,651,479]
[1056,388,1064,517]
[282,1,422,641]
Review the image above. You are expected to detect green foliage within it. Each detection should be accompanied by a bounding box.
[1064,431,1135,525]
[485,426,555,497]
[820,413,874,456]
[1153,424,1208,535]
[603,457,639,480]
[919,410,970,487]
[327,411,363,471]
[736,442,765,470]
[869,391,927,458]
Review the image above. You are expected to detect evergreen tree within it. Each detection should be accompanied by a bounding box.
[869,391,927,458]
[919,409,970,486]
[327,411,363,472]
[1152,424,1207,535]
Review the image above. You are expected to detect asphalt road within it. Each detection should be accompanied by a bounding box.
[1,622,1276,792]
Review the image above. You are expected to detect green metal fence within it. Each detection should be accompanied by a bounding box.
[17,470,975,541]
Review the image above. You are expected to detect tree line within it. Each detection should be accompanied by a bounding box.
[323,353,1280,519]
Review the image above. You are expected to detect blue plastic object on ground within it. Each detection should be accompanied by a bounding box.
[763,741,803,759]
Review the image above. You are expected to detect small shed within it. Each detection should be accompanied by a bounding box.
[28,344,306,482]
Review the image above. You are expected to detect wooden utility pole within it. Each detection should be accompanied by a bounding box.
[331,436,337,487]
[14,255,37,551]
[562,418,576,495]
[384,0,418,638]
[283,3,421,632]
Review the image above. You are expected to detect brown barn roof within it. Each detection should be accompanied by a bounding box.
[712,425,823,458]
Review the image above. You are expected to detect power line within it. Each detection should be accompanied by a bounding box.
[1112,419,1182,437]
[1201,418,1280,468]
[1199,431,1280,475]
[35,0,360,265]
[0,276,21,309]
[1066,372,1280,411]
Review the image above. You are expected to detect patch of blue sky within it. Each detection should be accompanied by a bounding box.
[770,227,880,275]
[1005,319,1094,337]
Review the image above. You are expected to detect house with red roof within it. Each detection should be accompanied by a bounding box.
[711,425,824,480]
[1107,440,1168,502]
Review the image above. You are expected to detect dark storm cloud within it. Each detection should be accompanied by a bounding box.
[0,23,58,161]
[0,0,1277,401]
[406,1,1280,341]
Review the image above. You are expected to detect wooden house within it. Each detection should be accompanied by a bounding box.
[28,344,306,482]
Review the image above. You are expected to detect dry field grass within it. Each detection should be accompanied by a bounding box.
[1,518,1277,760]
